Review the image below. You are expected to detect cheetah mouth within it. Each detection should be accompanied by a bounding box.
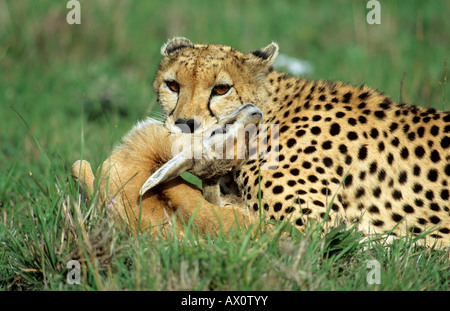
[167,103,263,138]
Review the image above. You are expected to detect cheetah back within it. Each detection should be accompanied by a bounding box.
[238,74,450,245]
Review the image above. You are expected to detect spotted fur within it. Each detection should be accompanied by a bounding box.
[155,37,450,246]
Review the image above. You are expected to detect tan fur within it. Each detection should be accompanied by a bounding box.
[154,37,450,246]
[71,122,256,236]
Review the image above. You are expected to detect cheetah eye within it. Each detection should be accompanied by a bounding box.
[165,80,180,93]
[212,84,232,96]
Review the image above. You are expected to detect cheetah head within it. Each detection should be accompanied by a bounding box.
[154,37,278,133]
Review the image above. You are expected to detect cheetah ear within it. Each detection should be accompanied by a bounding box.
[248,42,279,66]
[161,37,194,56]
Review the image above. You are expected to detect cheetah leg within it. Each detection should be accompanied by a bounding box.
[160,179,256,234]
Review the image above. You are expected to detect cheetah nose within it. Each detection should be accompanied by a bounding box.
[174,119,199,133]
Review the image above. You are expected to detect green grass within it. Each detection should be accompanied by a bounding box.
[1,0,449,291]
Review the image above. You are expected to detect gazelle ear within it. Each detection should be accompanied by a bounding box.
[248,42,279,66]
[161,37,194,56]
[139,153,192,196]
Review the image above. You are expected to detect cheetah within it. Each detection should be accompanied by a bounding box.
[71,104,262,236]
[153,37,450,246]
